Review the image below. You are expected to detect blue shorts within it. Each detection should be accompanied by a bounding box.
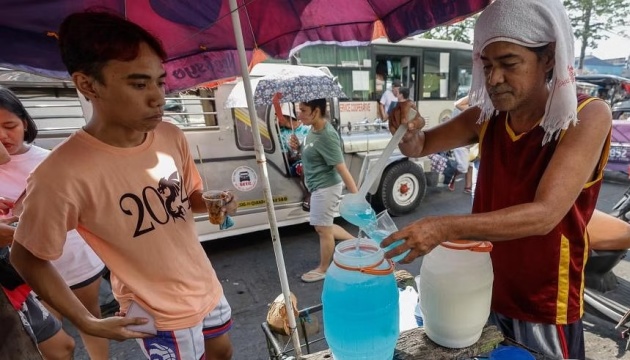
[137,295,232,360]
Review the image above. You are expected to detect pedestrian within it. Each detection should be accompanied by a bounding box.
[277,103,311,210]
[0,87,109,359]
[290,98,358,283]
[441,147,469,192]
[378,80,401,121]
[10,11,234,360]
[385,0,612,358]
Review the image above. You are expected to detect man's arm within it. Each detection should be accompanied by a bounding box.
[384,100,612,262]
[379,103,388,121]
[390,104,482,159]
[10,241,150,340]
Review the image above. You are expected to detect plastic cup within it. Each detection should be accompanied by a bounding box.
[360,210,410,263]
[202,190,228,225]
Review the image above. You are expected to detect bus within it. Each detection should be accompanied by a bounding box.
[292,36,473,128]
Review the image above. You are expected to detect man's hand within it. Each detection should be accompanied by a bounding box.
[223,191,238,216]
[381,216,447,264]
[389,101,425,140]
[81,316,153,341]
[388,101,426,157]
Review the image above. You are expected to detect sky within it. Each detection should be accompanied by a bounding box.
[578,29,630,60]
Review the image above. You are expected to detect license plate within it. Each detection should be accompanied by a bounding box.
[609,145,630,162]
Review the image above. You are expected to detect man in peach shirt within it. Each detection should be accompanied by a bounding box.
[11,11,234,360]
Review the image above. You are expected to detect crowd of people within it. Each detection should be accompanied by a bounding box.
[1,0,630,359]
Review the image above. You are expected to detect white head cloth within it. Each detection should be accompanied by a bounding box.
[470,0,577,144]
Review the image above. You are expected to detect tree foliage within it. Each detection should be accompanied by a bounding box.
[421,16,477,44]
[563,0,630,69]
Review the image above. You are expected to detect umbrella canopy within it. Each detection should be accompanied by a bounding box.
[1,0,491,92]
[225,63,347,108]
[0,2,492,357]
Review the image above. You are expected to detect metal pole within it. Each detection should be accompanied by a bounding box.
[228,1,303,358]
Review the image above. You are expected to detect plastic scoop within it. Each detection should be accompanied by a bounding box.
[339,122,408,227]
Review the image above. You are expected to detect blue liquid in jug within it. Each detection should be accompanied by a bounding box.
[367,229,410,263]
[323,261,399,359]
[340,202,377,229]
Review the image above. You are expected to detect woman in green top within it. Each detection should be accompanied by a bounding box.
[290,98,358,283]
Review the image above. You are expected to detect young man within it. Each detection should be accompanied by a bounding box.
[386,0,611,358]
[378,79,401,121]
[10,11,233,360]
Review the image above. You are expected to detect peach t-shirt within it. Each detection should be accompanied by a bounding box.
[14,122,222,330]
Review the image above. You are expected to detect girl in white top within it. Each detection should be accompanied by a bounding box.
[0,88,109,359]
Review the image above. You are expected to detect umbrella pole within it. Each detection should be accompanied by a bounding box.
[228,1,303,359]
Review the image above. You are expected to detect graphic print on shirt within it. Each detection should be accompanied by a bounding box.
[119,170,190,237]
[158,171,188,220]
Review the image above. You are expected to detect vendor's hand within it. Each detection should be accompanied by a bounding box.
[81,316,152,341]
[0,197,15,216]
[381,217,446,264]
[222,191,238,216]
[388,102,425,144]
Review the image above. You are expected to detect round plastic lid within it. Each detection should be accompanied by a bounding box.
[489,346,535,360]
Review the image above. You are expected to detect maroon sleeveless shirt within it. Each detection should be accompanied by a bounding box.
[472,96,610,324]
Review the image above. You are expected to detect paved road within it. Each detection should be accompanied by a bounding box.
[67,175,630,360]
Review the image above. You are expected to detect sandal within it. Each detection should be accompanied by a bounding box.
[301,270,325,283]
[463,187,472,194]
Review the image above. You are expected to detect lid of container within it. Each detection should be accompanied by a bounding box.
[440,240,493,252]
[489,346,535,360]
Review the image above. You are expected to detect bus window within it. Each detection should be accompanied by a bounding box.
[233,106,274,152]
[423,51,450,99]
[453,49,473,99]
[296,45,373,101]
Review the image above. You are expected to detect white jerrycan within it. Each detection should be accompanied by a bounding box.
[420,240,494,348]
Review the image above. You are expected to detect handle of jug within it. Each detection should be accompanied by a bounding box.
[360,258,395,275]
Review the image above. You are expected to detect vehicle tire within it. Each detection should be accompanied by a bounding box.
[373,160,426,216]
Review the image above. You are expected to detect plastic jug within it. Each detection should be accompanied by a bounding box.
[420,240,494,348]
[322,238,399,360]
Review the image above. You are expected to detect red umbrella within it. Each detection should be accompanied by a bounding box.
[1,0,490,92]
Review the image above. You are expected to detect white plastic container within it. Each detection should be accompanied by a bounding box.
[420,240,494,348]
